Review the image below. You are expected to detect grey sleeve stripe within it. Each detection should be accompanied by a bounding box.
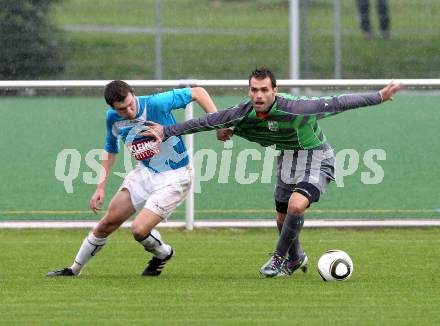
[278,92,383,116]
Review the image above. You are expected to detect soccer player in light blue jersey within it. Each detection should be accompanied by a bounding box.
[48,80,221,277]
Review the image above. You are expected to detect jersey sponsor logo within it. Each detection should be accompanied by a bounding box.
[268,120,279,131]
[127,138,160,161]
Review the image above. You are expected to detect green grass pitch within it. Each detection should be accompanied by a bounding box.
[1,228,440,325]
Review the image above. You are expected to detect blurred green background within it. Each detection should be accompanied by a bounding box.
[2,0,440,80]
[1,0,440,221]
[1,93,439,221]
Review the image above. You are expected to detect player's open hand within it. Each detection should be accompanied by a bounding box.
[216,128,234,141]
[379,81,404,102]
[138,121,165,141]
[89,188,105,214]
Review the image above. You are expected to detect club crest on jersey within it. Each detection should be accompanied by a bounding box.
[268,120,279,131]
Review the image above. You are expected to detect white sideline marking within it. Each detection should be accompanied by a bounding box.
[1,219,440,229]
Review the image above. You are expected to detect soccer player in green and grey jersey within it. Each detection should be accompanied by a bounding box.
[143,68,403,278]
[165,87,382,150]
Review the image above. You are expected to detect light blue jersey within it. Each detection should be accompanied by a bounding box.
[104,88,192,173]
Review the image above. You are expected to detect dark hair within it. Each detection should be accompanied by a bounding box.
[104,80,134,107]
[248,68,277,88]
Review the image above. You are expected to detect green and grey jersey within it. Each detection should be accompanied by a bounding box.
[164,92,383,150]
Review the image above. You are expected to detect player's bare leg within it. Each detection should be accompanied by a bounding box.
[47,189,135,276]
[132,208,174,276]
[93,188,136,237]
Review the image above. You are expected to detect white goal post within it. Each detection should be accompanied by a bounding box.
[1,79,439,229]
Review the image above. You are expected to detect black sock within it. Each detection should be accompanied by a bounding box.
[275,212,304,257]
[276,221,283,234]
[287,238,304,262]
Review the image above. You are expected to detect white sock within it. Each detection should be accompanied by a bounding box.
[138,229,172,259]
[70,232,107,275]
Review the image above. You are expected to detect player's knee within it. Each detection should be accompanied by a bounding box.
[287,203,306,215]
[288,182,321,215]
[131,220,149,240]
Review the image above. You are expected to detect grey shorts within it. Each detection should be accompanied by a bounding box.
[274,143,335,204]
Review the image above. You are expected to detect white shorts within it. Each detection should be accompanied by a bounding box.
[119,164,192,219]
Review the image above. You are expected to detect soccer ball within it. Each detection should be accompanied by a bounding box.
[317,249,353,282]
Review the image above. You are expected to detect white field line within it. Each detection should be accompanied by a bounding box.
[0,208,438,215]
[1,219,440,229]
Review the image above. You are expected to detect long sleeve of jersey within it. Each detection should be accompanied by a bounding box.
[164,91,384,150]
[277,92,383,117]
[163,102,250,138]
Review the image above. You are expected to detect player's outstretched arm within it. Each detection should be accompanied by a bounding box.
[141,121,233,141]
[140,105,245,140]
[191,87,232,141]
[290,81,403,118]
[379,81,404,102]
